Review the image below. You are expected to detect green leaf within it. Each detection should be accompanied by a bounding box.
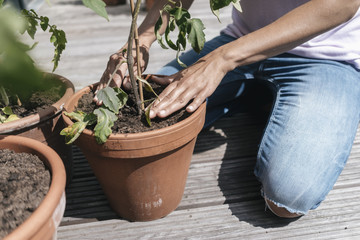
[232,0,242,13]
[177,23,187,50]
[187,18,205,53]
[21,9,39,39]
[0,107,20,123]
[145,101,155,127]
[63,111,86,122]
[165,18,178,51]
[27,16,38,39]
[50,33,57,43]
[57,29,67,45]
[155,4,206,63]
[96,87,122,114]
[155,10,169,50]
[1,106,14,115]
[49,28,67,71]
[60,121,87,144]
[82,0,109,21]
[0,0,4,7]
[176,49,187,68]
[113,87,128,108]
[210,0,234,11]
[210,0,237,21]
[83,113,97,125]
[4,114,20,123]
[137,76,159,98]
[61,111,96,144]
[172,8,190,26]
[40,16,49,31]
[174,6,183,21]
[211,8,220,22]
[93,107,117,144]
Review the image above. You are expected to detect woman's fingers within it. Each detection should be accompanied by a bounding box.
[151,75,174,85]
[149,73,207,118]
[149,55,225,119]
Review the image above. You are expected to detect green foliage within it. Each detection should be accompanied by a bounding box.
[145,101,154,127]
[155,2,205,67]
[137,76,159,98]
[0,0,109,128]
[60,111,97,144]
[82,0,109,21]
[61,87,128,144]
[187,19,206,53]
[93,107,117,144]
[21,9,67,72]
[0,6,44,102]
[0,107,20,123]
[96,87,128,114]
[210,0,241,21]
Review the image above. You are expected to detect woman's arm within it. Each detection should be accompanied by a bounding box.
[221,0,360,71]
[149,0,360,118]
[97,0,194,91]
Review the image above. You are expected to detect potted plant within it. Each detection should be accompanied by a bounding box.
[61,0,237,221]
[0,135,66,240]
[0,0,111,183]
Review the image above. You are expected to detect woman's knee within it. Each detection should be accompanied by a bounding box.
[259,167,327,217]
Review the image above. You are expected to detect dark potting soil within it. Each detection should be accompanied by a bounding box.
[0,149,51,238]
[76,84,192,134]
[0,86,62,118]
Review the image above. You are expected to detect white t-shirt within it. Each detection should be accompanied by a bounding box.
[221,0,360,69]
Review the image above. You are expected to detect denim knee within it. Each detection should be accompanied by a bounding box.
[259,168,327,215]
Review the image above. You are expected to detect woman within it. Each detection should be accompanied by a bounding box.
[99,0,360,218]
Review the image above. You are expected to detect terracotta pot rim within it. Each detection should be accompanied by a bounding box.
[0,73,74,134]
[1,135,66,240]
[63,80,206,140]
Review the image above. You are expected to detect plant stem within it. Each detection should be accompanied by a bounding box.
[127,0,143,114]
[130,0,145,110]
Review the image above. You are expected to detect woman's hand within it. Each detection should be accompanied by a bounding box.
[97,43,150,92]
[149,51,228,118]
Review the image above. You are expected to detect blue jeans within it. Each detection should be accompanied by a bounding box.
[157,34,360,215]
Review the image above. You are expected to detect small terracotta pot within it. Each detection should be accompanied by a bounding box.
[0,73,75,184]
[1,135,66,240]
[62,76,206,221]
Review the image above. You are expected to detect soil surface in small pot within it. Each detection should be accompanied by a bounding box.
[0,86,63,118]
[0,149,51,238]
[77,83,192,134]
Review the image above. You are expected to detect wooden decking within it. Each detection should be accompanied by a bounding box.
[58,111,360,239]
[29,0,360,239]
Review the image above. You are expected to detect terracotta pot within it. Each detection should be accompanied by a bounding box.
[62,76,206,221]
[1,135,66,240]
[0,73,74,184]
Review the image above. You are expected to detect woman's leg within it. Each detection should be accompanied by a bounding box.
[255,55,360,217]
